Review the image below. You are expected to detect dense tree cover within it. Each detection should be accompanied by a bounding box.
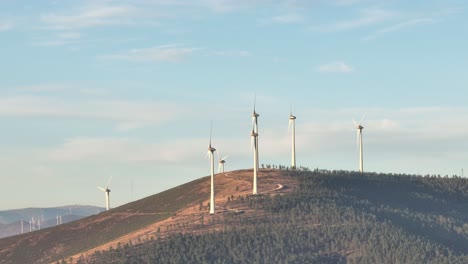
[71,169,468,264]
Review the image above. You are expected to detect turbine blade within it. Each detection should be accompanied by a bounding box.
[98,187,105,191]
[253,93,256,112]
[352,118,358,127]
[209,121,212,145]
[288,119,292,132]
[250,134,254,150]
[221,155,229,161]
[359,113,367,125]
[106,176,113,188]
[218,163,222,173]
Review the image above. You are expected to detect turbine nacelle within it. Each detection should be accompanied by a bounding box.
[98,187,111,193]
[289,115,296,120]
[208,146,216,153]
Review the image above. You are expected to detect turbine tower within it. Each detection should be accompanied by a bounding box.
[207,123,216,214]
[289,107,297,169]
[353,114,366,173]
[98,176,112,211]
[251,97,260,195]
[218,153,229,173]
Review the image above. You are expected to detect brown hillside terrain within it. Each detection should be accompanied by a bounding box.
[0,169,297,264]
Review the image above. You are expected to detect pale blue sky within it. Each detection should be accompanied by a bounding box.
[0,0,467,210]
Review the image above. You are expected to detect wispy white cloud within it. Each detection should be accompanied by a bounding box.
[0,21,13,31]
[312,8,393,32]
[45,137,208,163]
[78,88,108,96]
[57,32,82,39]
[318,61,354,73]
[103,44,196,62]
[0,95,181,131]
[41,6,136,30]
[32,31,83,47]
[15,84,106,96]
[211,50,251,57]
[200,0,266,12]
[272,13,305,24]
[103,45,251,62]
[364,18,436,40]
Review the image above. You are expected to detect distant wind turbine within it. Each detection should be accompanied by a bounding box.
[289,106,297,169]
[251,96,260,195]
[353,114,366,173]
[98,176,113,211]
[207,122,216,214]
[218,153,229,173]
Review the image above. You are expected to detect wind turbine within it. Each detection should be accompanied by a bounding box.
[353,114,366,173]
[251,96,260,195]
[207,123,216,214]
[218,153,229,173]
[98,176,112,211]
[251,129,259,194]
[289,106,297,169]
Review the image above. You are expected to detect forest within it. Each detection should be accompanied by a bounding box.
[64,168,468,264]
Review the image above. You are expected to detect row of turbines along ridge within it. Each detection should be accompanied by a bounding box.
[17,208,72,235]
[206,99,367,215]
[89,100,365,214]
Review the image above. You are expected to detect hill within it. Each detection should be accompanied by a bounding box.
[0,169,291,264]
[74,169,468,263]
[2,168,468,263]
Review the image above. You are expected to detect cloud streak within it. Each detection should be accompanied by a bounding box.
[364,18,436,40]
[0,95,181,130]
[0,21,13,31]
[41,6,137,30]
[103,44,196,62]
[312,8,393,32]
[318,61,354,73]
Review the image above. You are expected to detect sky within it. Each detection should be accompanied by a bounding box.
[0,0,467,210]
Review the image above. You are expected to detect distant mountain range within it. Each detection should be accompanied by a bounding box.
[0,205,104,239]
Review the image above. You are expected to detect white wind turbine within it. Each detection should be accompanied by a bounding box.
[218,153,229,173]
[353,114,366,173]
[207,123,216,214]
[98,176,113,211]
[251,97,260,195]
[289,106,297,169]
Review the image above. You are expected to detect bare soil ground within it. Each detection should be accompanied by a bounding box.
[67,169,297,263]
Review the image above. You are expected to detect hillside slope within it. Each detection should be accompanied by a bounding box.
[80,169,468,264]
[0,169,294,264]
